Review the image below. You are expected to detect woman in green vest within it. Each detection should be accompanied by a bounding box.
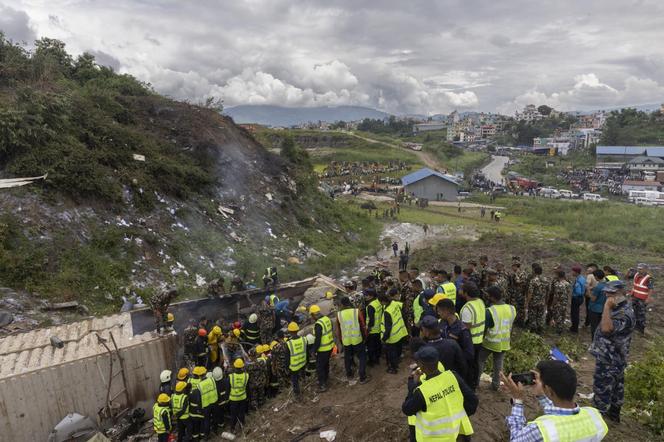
[380,294,408,374]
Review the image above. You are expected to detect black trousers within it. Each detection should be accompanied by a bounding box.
[176,418,191,442]
[468,343,483,390]
[213,403,225,430]
[157,433,170,442]
[291,368,303,395]
[584,297,591,326]
[316,350,332,387]
[344,342,367,381]
[202,406,212,436]
[570,296,584,332]
[385,341,402,371]
[366,333,382,365]
[190,417,202,440]
[229,400,246,430]
[588,311,602,339]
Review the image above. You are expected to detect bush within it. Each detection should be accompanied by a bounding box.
[485,331,550,374]
[625,340,664,435]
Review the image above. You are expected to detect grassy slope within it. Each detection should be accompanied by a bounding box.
[508,150,596,186]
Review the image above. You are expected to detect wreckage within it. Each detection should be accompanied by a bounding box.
[0,274,343,441]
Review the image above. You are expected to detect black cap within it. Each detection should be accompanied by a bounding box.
[420,315,439,329]
[423,288,436,300]
[414,345,439,364]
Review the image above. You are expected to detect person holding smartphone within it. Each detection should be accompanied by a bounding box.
[500,360,608,441]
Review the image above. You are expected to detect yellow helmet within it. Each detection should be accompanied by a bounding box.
[297,305,307,313]
[270,340,278,349]
[309,305,321,315]
[177,368,189,380]
[167,312,174,322]
[157,393,170,404]
[287,322,300,332]
[325,291,333,299]
[428,293,446,306]
[232,328,241,338]
[192,366,207,376]
[212,325,222,335]
[234,358,245,369]
[175,381,187,393]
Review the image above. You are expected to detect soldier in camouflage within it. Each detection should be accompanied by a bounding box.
[149,288,178,333]
[246,350,268,410]
[182,320,199,367]
[271,334,291,389]
[589,280,635,423]
[526,263,549,333]
[549,270,572,334]
[257,300,276,344]
[509,259,528,326]
[494,262,509,302]
[207,277,226,298]
[478,255,489,289]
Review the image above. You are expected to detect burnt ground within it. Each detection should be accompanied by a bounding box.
[219,224,663,442]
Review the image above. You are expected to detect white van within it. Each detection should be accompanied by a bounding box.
[558,189,579,199]
[540,188,561,198]
[582,193,606,202]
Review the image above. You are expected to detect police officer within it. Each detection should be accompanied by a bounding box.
[171,381,191,442]
[310,305,335,392]
[335,296,368,384]
[153,393,173,442]
[364,288,383,366]
[380,293,408,374]
[285,322,307,397]
[242,314,261,348]
[211,367,227,433]
[590,280,635,423]
[402,346,477,442]
[631,263,654,334]
[459,282,485,390]
[197,367,218,437]
[188,367,205,440]
[226,358,249,432]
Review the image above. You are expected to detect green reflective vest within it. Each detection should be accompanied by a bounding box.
[316,316,335,352]
[532,407,608,442]
[407,362,445,426]
[152,403,170,434]
[413,293,424,324]
[367,298,383,335]
[441,282,457,305]
[198,376,218,408]
[287,336,307,371]
[338,308,362,346]
[605,275,619,282]
[382,301,408,344]
[482,304,516,352]
[189,377,201,389]
[171,393,189,420]
[415,370,473,441]
[461,298,486,344]
[269,293,280,306]
[229,372,248,402]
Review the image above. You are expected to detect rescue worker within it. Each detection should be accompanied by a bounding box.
[150,288,179,333]
[364,288,383,366]
[227,358,249,432]
[241,313,261,348]
[459,282,485,390]
[194,329,209,367]
[335,296,368,384]
[153,393,173,442]
[188,367,204,440]
[380,293,408,374]
[411,279,425,337]
[171,381,191,442]
[310,305,335,392]
[207,325,223,368]
[631,263,654,334]
[509,258,528,326]
[267,340,281,397]
[590,280,635,423]
[285,321,307,397]
[211,367,227,432]
[182,321,199,366]
[177,368,190,385]
[246,347,268,409]
[477,286,516,391]
[495,262,509,302]
[207,277,226,298]
[526,264,549,333]
[501,360,608,441]
[263,266,279,290]
[479,255,489,289]
[197,367,218,437]
[304,335,317,378]
[436,270,458,305]
[402,346,477,442]
[159,369,173,395]
[257,299,276,344]
[549,270,571,334]
[166,312,175,331]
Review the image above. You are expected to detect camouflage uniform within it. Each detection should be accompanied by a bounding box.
[509,269,528,325]
[225,337,242,363]
[348,290,366,312]
[257,304,275,344]
[527,275,550,333]
[182,324,198,367]
[207,279,226,298]
[247,358,268,410]
[495,272,509,302]
[400,287,416,331]
[589,300,635,419]
[149,288,178,332]
[271,341,290,388]
[550,279,571,333]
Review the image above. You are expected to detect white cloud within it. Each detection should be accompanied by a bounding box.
[0,5,36,43]
[445,91,479,107]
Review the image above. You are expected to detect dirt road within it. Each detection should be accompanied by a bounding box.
[481,155,509,184]
[347,132,444,170]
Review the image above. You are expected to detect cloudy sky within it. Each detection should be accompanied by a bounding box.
[2,0,664,115]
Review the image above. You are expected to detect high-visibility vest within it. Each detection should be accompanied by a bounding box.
[269,293,279,306]
[413,293,424,324]
[189,377,201,389]
[382,301,408,344]
[482,304,516,352]
[605,275,619,282]
[461,298,486,344]
[152,403,170,434]
[316,316,335,352]
[441,282,457,305]
[287,336,307,371]
[266,267,277,278]
[367,299,383,335]
[632,274,651,300]
[338,308,362,346]
[532,407,608,442]
[171,393,189,420]
[229,372,248,402]
[198,376,218,408]
[414,370,473,441]
[407,362,445,426]
[242,323,260,342]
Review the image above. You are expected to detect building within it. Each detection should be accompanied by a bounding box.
[401,167,460,201]
[596,146,664,169]
[627,156,664,178]
[413,122,446,134]
[621,180,661,193]
[480,125,496,138]
[516,104,544,122]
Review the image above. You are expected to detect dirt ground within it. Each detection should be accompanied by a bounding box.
[218,224,662,442]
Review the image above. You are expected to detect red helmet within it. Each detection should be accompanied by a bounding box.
[198,328,207,337]
[233,321,241,329]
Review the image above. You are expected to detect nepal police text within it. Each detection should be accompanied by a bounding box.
[428,385,456,403]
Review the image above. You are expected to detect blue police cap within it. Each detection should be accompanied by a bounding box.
[414,345,439,364]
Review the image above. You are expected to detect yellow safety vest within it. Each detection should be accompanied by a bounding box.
[605,275,619,282]
[229,372,248,402]
[189,377,201,389]
[415,370,473,441]
[338,308,362,346]
[461,298,486,344]
[171,393,189,420]
[382,301,408,344]
[287,336,307,371]
[482,304,516,352]
[413,293,424,324]
[441,282,457,305]
[368,299,383,335]
[198,376,218,409]
[532,407,608,442]
[152,403,170,434]
[407,362,445,426]
[269,293,279,306]
[316,316,335,352]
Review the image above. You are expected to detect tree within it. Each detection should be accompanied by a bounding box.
[537,105,553,116]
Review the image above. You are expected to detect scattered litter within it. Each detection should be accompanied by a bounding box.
[319,430,337,441]
[348,380,357,386]
[195,274,206,287]
[267,228,277,239]
[288,426,303,434]
[218,206,235,218]
[479,373,492,383]
[220,432,236,440]
[0,310,14,327]
[44,301,80,311]
[230,231,242,242]
[50,336,64,348]
[287,257,302,265]
[265,193,273,201]
[132,154,146,162]
[578,392,594,400]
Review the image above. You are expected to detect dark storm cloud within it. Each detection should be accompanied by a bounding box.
[0,5,36,43]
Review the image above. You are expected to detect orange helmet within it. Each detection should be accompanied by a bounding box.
[198,328,207,337]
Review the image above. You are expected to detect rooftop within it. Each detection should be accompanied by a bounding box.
[401,167,459,186]
[622,180,661,186]
[628,156,664,164]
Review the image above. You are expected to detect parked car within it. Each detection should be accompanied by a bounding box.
[582,193,607,202]
[558,189,579,199]
[540,187,561,198]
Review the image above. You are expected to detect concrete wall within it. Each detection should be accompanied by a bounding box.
[0,334,177,442]
[405,175,458,201]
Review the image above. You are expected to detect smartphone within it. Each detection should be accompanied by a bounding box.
[511,372,535,385]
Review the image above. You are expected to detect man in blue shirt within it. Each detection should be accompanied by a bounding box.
[569,265,586,333]
[587,269,606,339]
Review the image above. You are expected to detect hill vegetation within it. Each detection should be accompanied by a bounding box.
[600,108,664,145]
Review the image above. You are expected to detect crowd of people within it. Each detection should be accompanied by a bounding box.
[147,256,654,441]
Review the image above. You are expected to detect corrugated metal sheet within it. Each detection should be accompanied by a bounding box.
[401,167,459,186]
[646,147,664,158]
[596,146,647,155]
[0,313,157,379]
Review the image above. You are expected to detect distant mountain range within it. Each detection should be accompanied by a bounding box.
[224,105,390,126]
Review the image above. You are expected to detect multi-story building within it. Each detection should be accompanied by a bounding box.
[413,122,447,134]
[480,125,496,138]
[516,104,544,122]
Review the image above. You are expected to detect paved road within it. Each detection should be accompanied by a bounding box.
[481,155,509,184]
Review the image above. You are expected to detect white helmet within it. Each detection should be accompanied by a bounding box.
[212,366,224,381]
[160,369,172,383]
[249,313,258,324]
[305,334,315,345]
